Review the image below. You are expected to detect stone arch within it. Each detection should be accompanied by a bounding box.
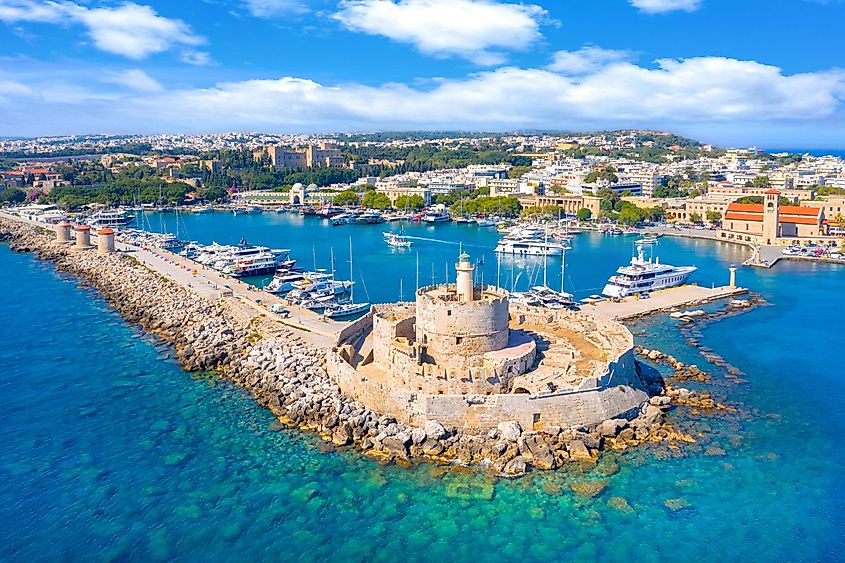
[292,195,301,205]
[512,387,530,394]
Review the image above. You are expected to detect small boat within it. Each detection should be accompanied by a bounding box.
[323,301,371,319]
[421,210,451,223]
[474,218,497,227]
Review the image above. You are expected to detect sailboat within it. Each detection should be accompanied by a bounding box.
[324,237,371,319]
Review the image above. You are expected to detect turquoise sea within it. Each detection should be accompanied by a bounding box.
[1,214,843,561]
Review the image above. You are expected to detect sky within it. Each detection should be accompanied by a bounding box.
[0,0,843,147]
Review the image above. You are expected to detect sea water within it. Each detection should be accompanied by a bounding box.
[1,216,843,561]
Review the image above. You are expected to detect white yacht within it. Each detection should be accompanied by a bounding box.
[87,208,132,229]
[265,270,306,294]
[494,239,568,256]
[602,246,697,298]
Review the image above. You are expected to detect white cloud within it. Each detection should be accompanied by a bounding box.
[548,46,633,75]
[1,56,843,141]
[101,69,163,92]
[629,0,701,13]
[180,50,213,66]
[0,1,204,59]
[245,0,310,17]
[333,0,546,65]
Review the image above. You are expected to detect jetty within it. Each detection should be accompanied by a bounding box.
[587,283,748,322]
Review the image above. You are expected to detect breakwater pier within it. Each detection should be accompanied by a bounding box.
[0,212,718,475]
[589,284,748,322]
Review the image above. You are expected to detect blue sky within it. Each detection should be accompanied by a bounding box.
[0,0,843,146]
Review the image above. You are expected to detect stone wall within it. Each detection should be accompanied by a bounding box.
[415,286,509,365]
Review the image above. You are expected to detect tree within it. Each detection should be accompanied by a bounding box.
[752,175,771,188]
[333,190,361,206]
[362,191,391,209]
[394,194,426,211]
[705,210,722,225]
[689,212,703,224]
[576,207,592,221]
[0,187,25,204]
[508,166,532,179]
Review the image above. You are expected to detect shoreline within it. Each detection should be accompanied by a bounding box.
[0,216,726,476]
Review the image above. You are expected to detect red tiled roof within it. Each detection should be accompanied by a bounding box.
[785,217,822,225]
[780,206,822,216]
[727,203,763,213]
[764,189,781,195]
[725,212,763,222]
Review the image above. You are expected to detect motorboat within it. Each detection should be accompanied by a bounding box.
[601,246,697,298]
[421,210,451,223]
[494,239,568,256]
[265,270,306,294]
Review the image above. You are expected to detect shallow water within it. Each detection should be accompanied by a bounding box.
[1,216,843,561]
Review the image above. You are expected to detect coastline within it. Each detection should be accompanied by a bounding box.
[0,215,727,476]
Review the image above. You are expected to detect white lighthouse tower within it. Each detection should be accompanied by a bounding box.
[455,251,475,302]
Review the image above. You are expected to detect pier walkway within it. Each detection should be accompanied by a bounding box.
[0,211,346,347]
[585,284,748,322]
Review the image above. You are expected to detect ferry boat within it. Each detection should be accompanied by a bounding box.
[421,210,451,223]
[87,208,132,229]
[494,239,568,256]
[601,246,697,298]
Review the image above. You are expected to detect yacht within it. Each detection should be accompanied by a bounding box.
[474,218,497,227]
[265,270,306,294]
[227,250,292,277]
[602,246,697,298]
[355,212,385,224]
[494,239,568,256]
[87,208,132,229]
[332,212,359,226]
[421,210,451,223]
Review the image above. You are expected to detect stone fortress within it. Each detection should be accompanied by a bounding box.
[329,252,650,432]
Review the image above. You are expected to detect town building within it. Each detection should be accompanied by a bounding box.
[518,194,602,217]
[717,190,828,245]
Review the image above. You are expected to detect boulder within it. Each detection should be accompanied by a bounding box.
[382,435,410,457]
[423,420,447,440]
[518,434,557,470]
[420,438,445,456]
[598,418,628,438]
[410,427,427,446]
[502,456,527,477]
[497,420,522,443]
[650,396,671,407]
[567,439,594,462]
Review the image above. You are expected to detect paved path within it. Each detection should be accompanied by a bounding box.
[586,284,748,321]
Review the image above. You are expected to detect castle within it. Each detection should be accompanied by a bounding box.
[329,252,650,432]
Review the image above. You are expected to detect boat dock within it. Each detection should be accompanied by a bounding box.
[586,284,748,322]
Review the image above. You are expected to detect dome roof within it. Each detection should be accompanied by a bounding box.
[76,225,90,231]
[98,228,115,235]
[292,182,304,190]
[307,183,318,190]
[57,220,71,227]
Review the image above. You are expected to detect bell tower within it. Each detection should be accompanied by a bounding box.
[762,189,780,245]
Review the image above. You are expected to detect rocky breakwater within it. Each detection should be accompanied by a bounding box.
[0,217,689,477]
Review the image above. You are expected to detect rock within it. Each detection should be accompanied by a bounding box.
[569,480,608,498]
[502,456,527,477]
[519,434,557,470]
[664,497,691,512]
[608,496,633,513]
[423,420,447,440]
[598,418,627,438]
[705,445,726,457]
[650,395,671,407]
[497,420,522,442]
[420,438,445,457]
[410,427,427,446]
[382,435,410,457]
[331,427,351,446]
[567,440,594,462]
[642,405,665,426]
[542,481,562,495]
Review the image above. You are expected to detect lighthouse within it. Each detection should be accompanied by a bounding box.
[455,251,475,302]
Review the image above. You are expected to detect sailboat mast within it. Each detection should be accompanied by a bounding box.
[349,236,354,302]
[415,252,419,290]
[561,246,566,294]
[543,227,548,288]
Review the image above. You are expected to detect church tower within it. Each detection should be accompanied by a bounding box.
[762,189,781,245]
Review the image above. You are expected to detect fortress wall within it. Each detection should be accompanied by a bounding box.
[328,342,646,430]
[335,308,374,346]
[416,292,508,338]
[417,383,648,431]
